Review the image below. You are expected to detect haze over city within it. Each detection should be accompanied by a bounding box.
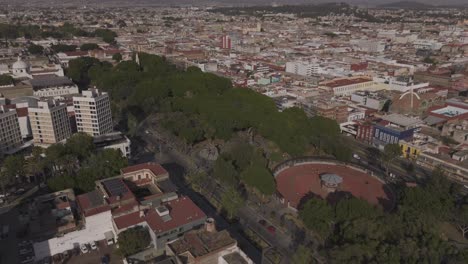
[0,1,467,264]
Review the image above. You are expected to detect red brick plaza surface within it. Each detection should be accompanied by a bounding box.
[275,162,394,210]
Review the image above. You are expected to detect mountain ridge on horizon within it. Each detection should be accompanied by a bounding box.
[0,0,466,7]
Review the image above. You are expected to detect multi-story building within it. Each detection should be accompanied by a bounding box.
[0,106,22,155]
[93,132,131,158]
[73,89,113,137]
[33,163,206,262]
[220,35,232,50]
[313,101,348,124]
[285,61,319,77]
[31,76,79,97]
[321,77,377,97]
[28,99,72,146]
[165,220,253,264]
[351,91,389,111]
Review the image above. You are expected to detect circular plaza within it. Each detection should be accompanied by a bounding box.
[273,158,395,211]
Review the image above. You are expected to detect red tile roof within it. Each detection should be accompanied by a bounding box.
[16,107,28,117]
[113,196,206,233]
[323,77,373,88]
[76,191,111,217]
[146,197,206,234]
[113,211,145,230]
[121,163,168,176]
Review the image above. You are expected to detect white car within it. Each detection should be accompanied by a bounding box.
[353,153,361,160]
[80,244,89,254]
[90,241,97,250]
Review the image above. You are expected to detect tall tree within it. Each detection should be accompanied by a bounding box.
[299,198,334,240]
[240,164,275,196]
[382,143,402,174]
[117,226,151,257]
[291,245,314,264]
[221,187,245,219]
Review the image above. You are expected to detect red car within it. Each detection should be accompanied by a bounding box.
[267,225,276,234]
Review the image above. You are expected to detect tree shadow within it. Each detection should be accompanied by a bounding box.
[297,192,322,211]
[378,183,397,212]
[326,191,353,206]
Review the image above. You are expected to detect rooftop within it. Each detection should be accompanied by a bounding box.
[121,162,168,177]
[30,76,74,90]
[380,113,423,128]
[168,229,236,258]
[113,196,206,234]
[322,77,373,88]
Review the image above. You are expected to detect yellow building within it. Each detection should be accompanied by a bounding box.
[400,141,422,159]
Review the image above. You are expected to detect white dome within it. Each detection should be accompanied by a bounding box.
[13,57,28,70]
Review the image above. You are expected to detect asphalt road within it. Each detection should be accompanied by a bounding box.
[135,118,335,263]
[346,137,432,183]
[134,127,264,263]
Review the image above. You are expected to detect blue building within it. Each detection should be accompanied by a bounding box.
[373,124,415,149]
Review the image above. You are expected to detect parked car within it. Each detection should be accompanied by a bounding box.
[80,244,89,254]
[353,153,360,160]
[15,188,26,195]
[101,255,110,264]
[90,241,98,250]
[258,219,267,226]
[267,225,276,235]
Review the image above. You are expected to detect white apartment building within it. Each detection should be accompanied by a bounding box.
[0,106,22,155]
[28,100,72,146]
[351,39,386,53]
[413,39,443,51]
[285,61,319,76]
[73,89,113,137]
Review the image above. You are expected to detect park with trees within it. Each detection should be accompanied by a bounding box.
[0,22,117,45]
[298,168,468,263]
[0,133,127,195]
[63,53,354,220]
[2,51,466,262]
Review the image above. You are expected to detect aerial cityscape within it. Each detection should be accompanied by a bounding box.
[0,0,467,263]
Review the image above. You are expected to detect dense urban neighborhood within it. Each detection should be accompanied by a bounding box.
[0,1,468,264]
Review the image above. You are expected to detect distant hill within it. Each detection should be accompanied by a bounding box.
[0,0,467,7]
[378,1,434,9]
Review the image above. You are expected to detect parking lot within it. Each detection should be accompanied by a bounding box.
[33,240,122,264]
[66,241,122,264]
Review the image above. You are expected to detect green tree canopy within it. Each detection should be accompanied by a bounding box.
[51,44,77,53]
[117,226,151,257]
[112,52,122,62]
[299,198,334,239]
[221,187,245,219]
[28,43,44,55]
[0,74,13,86]
[80,43,100,51]
[240,164,275,196]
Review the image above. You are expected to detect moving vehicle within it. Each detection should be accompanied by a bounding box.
[267,225,276,235]
[258,219,267,226]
